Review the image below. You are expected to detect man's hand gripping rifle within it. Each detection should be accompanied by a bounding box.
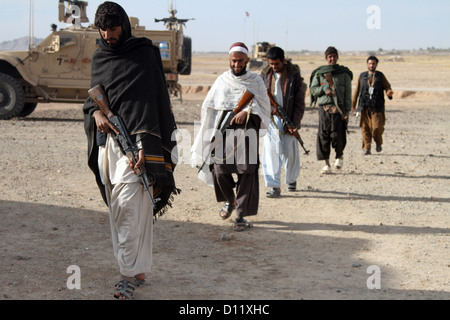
[266,89,310,155]
[197,90,255,173]
[323,73,348,121]
[323,73,350,134]
[88,85,159,205]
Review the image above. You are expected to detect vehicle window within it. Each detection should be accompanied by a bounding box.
[60,36,76,47]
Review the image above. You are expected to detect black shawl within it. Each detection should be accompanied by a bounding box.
[83,27,179,218]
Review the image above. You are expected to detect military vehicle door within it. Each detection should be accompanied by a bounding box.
[80,32,99,77]
[31,31,91,88]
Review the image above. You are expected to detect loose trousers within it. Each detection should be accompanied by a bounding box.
[316,107,347,161]
[98,136,154,278]
[262,123,300,188]
[211,114,261,219]
[360,109,385,151]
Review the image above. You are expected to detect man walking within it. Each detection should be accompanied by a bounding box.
[310,46,353,174]
[191,42,270,231]
[260,46,305,197]
[83,2,178,299]
[352,55,393,154]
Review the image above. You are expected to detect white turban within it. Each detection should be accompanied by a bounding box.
[229,42,249,56]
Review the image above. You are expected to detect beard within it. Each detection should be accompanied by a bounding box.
[105,31,126,48]
[230,65,247,77]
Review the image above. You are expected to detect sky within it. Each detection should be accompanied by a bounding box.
[0,0,449,52]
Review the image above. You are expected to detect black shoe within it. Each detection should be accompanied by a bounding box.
[266,188,281,198]
[287,182,297,192]
[376,145,382,152]
[364,149,371,155]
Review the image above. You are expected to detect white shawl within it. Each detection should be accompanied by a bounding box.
[191,70,270,185]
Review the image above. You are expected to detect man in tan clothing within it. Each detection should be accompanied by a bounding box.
[352,56,393,155]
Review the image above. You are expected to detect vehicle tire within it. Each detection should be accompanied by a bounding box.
[179,36,192,75]
[18,102,38,118]
[0,73,25,120]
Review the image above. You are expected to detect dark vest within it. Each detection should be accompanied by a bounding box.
[359,71,385,112]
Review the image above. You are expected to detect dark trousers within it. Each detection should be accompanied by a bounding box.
[211,113,261,219]
[212,169,259,219]
[316,107,347,161]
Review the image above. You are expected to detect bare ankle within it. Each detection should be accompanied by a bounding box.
[135,273,145,281]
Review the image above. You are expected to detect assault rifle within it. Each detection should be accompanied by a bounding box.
[197,90,255,173]
[323,73,350,134]
[266,89,310,155]
[88,84,159,205]
[323,73,348,120]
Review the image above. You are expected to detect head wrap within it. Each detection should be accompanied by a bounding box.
[94,1,132,48]
[229,42,249,56]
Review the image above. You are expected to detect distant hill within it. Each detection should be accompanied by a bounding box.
[0,37,43,51]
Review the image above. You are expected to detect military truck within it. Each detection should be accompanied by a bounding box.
[249,41,275,70]
[0,0,192,120]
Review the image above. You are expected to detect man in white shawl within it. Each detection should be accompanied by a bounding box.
[191,42,270,231]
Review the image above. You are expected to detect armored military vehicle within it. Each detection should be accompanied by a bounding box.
[0,0,192,120]
[249,41,275,70]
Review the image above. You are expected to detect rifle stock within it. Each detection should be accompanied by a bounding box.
[267,89,310,155]
[233,90,254,114]
[88,85,114,119]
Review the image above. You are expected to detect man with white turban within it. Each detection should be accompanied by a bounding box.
[191,42,270,231]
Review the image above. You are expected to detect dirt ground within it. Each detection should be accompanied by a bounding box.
[0,53,449,301]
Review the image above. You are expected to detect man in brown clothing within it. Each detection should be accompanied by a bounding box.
[191,42,270,231]
[352,56,393,155]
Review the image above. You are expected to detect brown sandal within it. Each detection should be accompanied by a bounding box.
[134,276,145,287]
[220,203,235,220]
[234,218,252,232]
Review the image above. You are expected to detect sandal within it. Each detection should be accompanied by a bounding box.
[114,280,135,300]
[220,203,235,220]
[234,218,252,232]
[134,276,145,288]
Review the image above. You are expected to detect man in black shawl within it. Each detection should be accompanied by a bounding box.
[310,46,353,174]
[82,2,178,299]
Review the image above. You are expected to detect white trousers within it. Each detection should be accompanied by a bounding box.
[262,122,300,188]
[98,136,154,277]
